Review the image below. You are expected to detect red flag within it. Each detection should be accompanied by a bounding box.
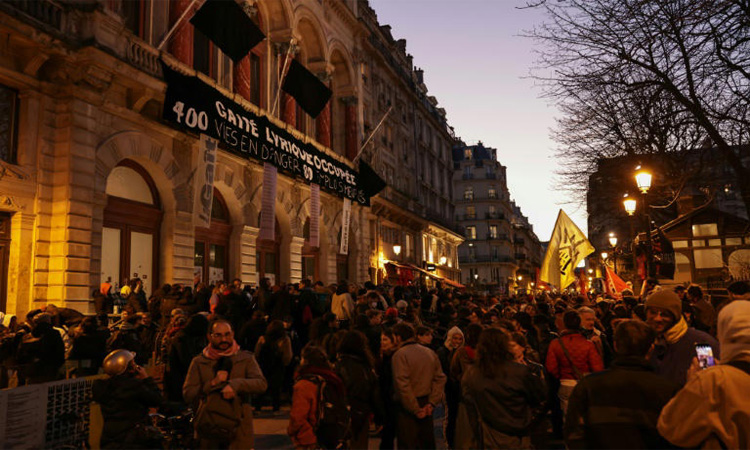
[604,265,629,299]
[578,271,589,300]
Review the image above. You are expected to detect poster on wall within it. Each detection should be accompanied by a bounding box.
[339,198,352,255]
[209,267,224,285]
[259,163,277,241]
[195,134,219,229]
[309,184,320,247]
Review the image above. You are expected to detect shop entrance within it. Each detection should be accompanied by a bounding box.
[194,190,231,286]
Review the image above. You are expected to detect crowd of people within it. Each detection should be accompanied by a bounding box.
[1,275,749,449]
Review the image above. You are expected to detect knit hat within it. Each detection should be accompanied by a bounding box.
[385,307,399,318]
[645,290,682,320]
[717,300,750,363]
[396,300,408,309]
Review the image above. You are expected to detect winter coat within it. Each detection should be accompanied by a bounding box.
[392,341,446,414]
[183,350,268,449]
[92,374,163,448]
[460,361,546,439]
[16,323,65,383]
[545,332,603,380]
[288,378,319,448]
[564,357,680,449]
[335,353,384,432]
[254,335,293,390]
[450,345,476,383]
[650,327,719,386]
[69,332,108,375]
[166,332,207,402]
[658,361,750,449]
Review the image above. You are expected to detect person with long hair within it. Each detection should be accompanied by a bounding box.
[332,281,355,329]
[437,326,464,449]
[335,331,383,449]
[378,328,399,450]
[288,345,346,450]
[254,319,293,413]
[458,328,546,449]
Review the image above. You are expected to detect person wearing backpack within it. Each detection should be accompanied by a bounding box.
[658,300,750,449]
[254,319,293,414]
[183,319,268,449]
[289,345,350,450]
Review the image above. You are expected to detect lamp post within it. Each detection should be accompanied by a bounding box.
[608,232,618,274]
[635,166,653,279]
[393,244,402,258]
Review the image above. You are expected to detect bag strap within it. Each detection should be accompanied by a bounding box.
[557,336,584,380]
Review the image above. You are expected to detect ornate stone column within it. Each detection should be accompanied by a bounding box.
[343,96,359,160]
[169,0,195,66]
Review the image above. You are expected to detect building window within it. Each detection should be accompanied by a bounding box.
[466,226,476,240]
[464,148,472,160]
[673,240,688,249]
[466,206,476,219]
[692,223,718,237]
[486,166,494,178]
[250,52,262,106]
[0,84,19,164]
[463,165,473,179]
[694,248,723,269]
[464,186,474,200]
[726,237,742,246]
[489,225,498,239]
[488,187,497,199]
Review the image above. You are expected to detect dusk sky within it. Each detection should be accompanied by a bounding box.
[368,0,590,241]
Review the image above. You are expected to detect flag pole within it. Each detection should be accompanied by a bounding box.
[271,38,296,118]
[157,0,202,51]
[352,104,393,165]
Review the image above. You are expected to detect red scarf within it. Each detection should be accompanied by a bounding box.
[202,340,241,360]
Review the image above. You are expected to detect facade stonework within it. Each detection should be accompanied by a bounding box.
[0,0,462,316]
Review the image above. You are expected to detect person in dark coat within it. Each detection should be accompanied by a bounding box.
[69,316,108,376]
[335,330,384,450]
[565,320,680,449]
[108,315,145,364]
[16,313,65,384]
[93,350,163,449]
[238,310,267,351]
[254,319,293,412]
[460,328,546,449]
[165,314,209,403]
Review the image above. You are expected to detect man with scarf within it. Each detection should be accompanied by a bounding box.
[645,290,719,386]
[183,319,268,449]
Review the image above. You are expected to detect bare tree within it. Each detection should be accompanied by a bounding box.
[526,0,750,212]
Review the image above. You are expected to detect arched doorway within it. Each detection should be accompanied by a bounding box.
[256,218,281,285]
[102,160,162,295]
[302,218,319,281]
[674,252,692,284]
[194,190,231,286]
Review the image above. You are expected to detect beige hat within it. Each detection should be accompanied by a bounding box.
[645,290,682,320]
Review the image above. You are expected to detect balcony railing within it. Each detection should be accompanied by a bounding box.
[514,238,525,245]
[462,173,474,180]
[486,234,510,242]
[486,212,505,220]
[460,255,516,264]
[485,172,497,179]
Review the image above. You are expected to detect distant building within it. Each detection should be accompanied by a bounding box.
[587,147,750,286]
[452,142,542,293]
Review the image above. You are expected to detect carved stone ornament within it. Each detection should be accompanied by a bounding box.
[0,161,29,180]
[0,195,24,210]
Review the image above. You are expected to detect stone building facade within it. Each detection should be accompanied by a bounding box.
[0,0,461,317]
[452,142,541,293]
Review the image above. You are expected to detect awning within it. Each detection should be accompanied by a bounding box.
[440,277,465,289]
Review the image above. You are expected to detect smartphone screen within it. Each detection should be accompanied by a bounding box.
[695,344,715,369]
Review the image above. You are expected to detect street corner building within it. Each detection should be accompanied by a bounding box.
[0,0,463,318]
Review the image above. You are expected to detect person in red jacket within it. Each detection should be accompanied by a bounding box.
[545,310,603,416]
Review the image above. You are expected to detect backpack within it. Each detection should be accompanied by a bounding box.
[303,374,351,450]
[193,382,242,443]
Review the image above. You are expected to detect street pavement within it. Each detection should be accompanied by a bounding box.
[253,405,448,449]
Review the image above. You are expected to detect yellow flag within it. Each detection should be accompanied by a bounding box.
[540,210,595,289]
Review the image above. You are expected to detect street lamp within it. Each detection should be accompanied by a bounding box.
[601,252,608,260]
[393,244,401,256]
[635,166,652,194]
[439,255,447,265]
[517,275,523,281]
[608,232,618,248]
[623,195,637,216]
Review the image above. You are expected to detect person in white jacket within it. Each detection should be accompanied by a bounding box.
[658,300,750,449]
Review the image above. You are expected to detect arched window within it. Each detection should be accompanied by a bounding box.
[102,160,162,295]
[194,190,231,285]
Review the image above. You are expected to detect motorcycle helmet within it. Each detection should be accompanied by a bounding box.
[102,349,136,376]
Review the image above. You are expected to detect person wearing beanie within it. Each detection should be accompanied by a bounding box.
[645,290,719,386]
[658,300,750,449]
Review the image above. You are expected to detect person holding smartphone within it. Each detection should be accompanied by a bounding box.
[658,300,750,449]
[645,290,719,386]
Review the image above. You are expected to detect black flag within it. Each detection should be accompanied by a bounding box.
[358,160,387,198]
[190,0,265,63]
[282,59,332,118]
